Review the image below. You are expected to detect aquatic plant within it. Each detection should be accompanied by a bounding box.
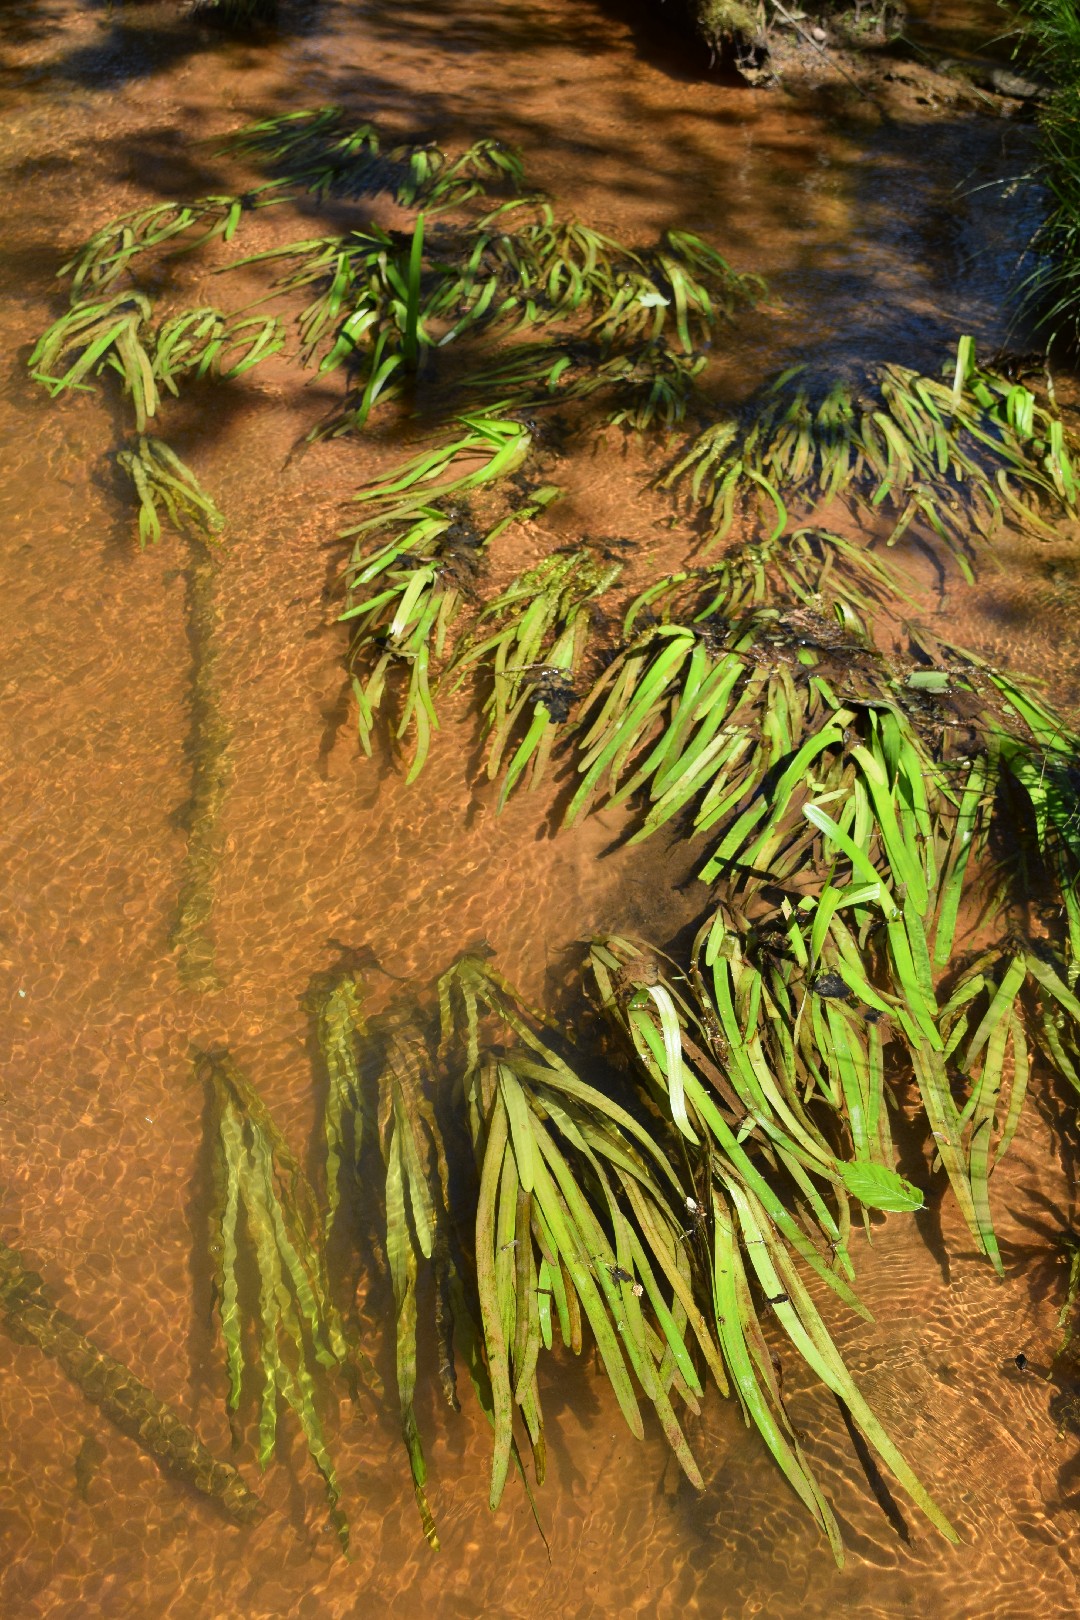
[117,437,224,547]
[445,960,714,1508]
[622,526,911,632]
[363,1011,460,1549]
[586,938,953,1548]
[217,110,526,211]
[315,969,371,1236]
[450,547,622,805]
[437,952,956,1556]
[30,290,160,431]
[562,601,1080,1268]
[312,968,488,1551]
[225,196,757,436]
[29,291,284,542]
[343,413,535,535]
[202,1050,354,1546]
[338,450,559,780]
[663,338,1079,572]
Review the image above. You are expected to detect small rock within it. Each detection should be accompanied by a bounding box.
[989,67,1045,101]
[811,24,827,42]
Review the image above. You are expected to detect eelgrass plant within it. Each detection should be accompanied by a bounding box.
[202,1049,354,1546]
[560,594,1080,1270]
[435,952,957,1557]
[169,539,229,990]
[343,412,535,535]
[0,1235,265,1524]
[117,437,224,547]
[215,953,958,1560]
[30,291,160,431]
[227,198,758,435]
[29,295,285,431]
[450,547,622,805]
[216,110,526,211]
[586,938,952,1552]
[663,337,1079,571]
[29,290,282,544]
[338,455,560,780]
[312,966,504,1552]
[356,1009,463,1550]
[621,526,911,637]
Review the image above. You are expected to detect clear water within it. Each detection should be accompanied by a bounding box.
[1,1,1079,1614]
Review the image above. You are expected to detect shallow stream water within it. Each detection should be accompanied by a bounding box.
[2,1,1080,1615]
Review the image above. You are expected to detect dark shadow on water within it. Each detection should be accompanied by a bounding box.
[889,1081,954,1287]
[835,1391,914,1546]
[184,1059,224,1422]
[2,0,1042,384]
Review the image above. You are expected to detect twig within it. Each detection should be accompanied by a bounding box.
[770,2,890,115]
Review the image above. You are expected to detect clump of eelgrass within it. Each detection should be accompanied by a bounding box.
[57,190,288,300]
[436,952,956,1559]
[662,337,1079,575]
[340,475,561,781]
[118,438,224,548]
[225,195,759,436]
[28,285,283,544]
[561,584,1080,1270]
[312,966,483,1551]
[449,547,622,805]
[201,1049,355,1547]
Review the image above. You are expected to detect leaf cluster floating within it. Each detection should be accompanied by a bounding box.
[117,436,225,547]
[340,477,562,781]
[1013,0,1080,349]
[58,189,287,299]
[216,109,526,211]
[227,194,758,435]
[587,937,952,1553]
[451,547,622,804]
[25,99,1080,1573]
